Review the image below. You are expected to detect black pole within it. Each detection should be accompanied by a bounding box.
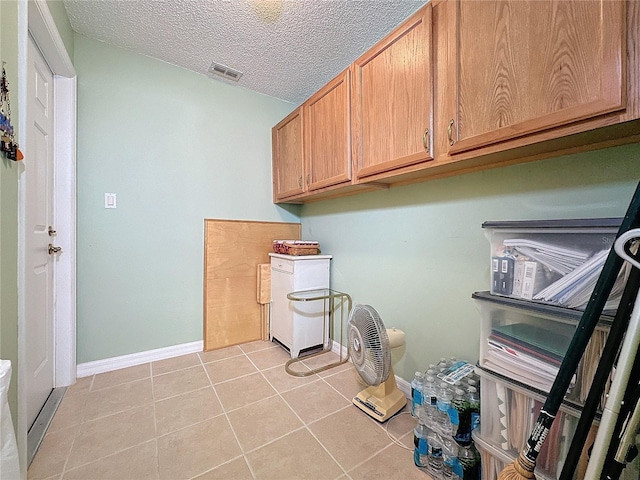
[520,181,640,466]
[558,266,640,480]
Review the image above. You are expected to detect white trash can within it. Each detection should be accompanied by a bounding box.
[0,360,20,479]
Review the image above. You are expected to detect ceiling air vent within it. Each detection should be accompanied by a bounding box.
[208,62,243,82]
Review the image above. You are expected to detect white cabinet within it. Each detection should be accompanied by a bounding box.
[269,253,332,358]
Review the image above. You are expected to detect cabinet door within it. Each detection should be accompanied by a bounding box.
[272,107,305,202]
[352,4,434,181]
[270,265,294,348]
[447,0,626,156]
[304,69,352,191]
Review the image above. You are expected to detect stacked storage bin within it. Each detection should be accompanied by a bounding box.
[473,218,640,480]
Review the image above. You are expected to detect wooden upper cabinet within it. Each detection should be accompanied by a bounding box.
[352,4,434,182]
[272,107,305,202]
[304,69,352,192]
[445,0,627,157]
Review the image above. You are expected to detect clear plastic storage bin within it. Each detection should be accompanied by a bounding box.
[473,291,612,408]
[482,218,622,310]
[475,366,591,480]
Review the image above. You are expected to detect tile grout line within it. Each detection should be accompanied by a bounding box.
[234,347,278,480]
[198,350,259,480]
[39,345,412,480]
[248,349,353,477]
[149,362,161,480]
[68,379,156,425]
[185,453,247,480]
[55,374,94,480]
[60,365,160,478]
[266,353,352,478]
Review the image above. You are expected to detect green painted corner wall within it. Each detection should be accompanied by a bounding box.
[0,0,21,430]
[300,145,640,382]
[74,34,299,364]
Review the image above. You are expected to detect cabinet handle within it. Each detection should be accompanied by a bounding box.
[447,119,455,146]
[422,128,430,153]
[298,176,302,188]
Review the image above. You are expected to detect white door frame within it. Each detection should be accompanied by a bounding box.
[17,0,76,473]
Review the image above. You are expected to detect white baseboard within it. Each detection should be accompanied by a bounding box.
[330,339,348,358]
[395,375,411,399]
[76,340,204,378]
[329,340,411,399]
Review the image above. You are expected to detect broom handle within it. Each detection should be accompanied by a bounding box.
[598,365,640,480]
[584,232,640,478]
[521,183,640,465]
[558,264,640,480]
[605,380,640,480]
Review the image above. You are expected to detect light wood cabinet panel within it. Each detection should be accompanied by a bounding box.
[271,0,639,204]
[304,69,352,191]
[445,0,626,157]
[272,107,305,202]
[203,219,300,351]
[352,4,434,182]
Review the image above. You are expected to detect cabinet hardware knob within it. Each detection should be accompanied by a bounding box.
[48,244,62,255]
[48,226,57,237]
[422,128,430,153]
[448,119,455,146]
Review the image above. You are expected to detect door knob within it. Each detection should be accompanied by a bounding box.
[48,244,62,255]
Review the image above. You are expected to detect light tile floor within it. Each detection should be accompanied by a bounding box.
[28,341,427,480]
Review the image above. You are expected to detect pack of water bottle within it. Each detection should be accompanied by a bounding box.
[412,358,481,480]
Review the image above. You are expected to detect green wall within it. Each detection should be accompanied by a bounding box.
[0,0,21,429]
[75,35,299,364]
[300,145,640,381]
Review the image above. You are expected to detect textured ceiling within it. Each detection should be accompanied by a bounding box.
[62,0,427,104]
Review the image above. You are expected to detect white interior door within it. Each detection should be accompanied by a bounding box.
[25,36,56,429]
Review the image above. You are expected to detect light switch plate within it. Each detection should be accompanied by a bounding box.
[105,193,117,209]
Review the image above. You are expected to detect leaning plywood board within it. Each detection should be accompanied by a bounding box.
[204,219,300,351]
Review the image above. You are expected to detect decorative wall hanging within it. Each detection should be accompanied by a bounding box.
[0,62,23,161]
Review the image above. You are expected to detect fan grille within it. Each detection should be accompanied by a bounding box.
[348,305,391,385]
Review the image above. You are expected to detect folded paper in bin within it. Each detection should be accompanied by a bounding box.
[272,240,320,255]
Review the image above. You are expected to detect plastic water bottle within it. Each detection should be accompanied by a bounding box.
[427,429,444,479]
[413,419,430,469]
[451,388,471,446]
[467,386,480,433]
[436,382,453,436]
[458,443,480,480]
[442,438,463,480]
[422,373,438,428]
[411,371,425,418]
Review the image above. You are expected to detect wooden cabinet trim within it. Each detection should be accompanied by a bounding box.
[305,68,352,191]
[272,107,305,201]
[351,4,434,183]
[449,98,627,156]
[357,152,431,180]
[448,0,626,156]
[272,0,639,204]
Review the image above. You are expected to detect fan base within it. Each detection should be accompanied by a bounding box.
[352,381,407,422]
